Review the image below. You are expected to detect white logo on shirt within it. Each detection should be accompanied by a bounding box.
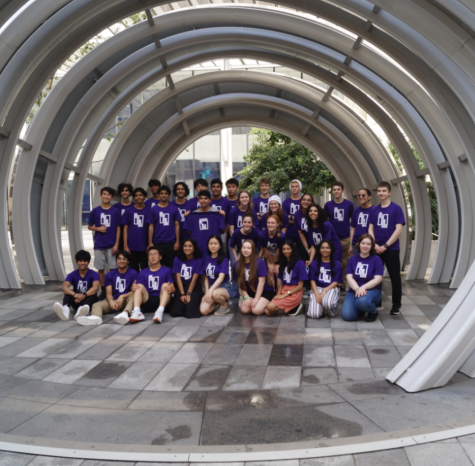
[134,213,144,227]
[283,267,292,283]
[116,277,126,293]
[199,218,209,230]
[121,209,125,216]
[181,264,192,280]
[355,263,369,278]
[259,203,268,213]
[197,201,201,209]
[301,218,308,232]
[148,275,159,290]
[267,241,278,253]
[151,202,156,208]
[100,213,111,227]
[312,232,322,245]
[334,208,344,221]
[245,268,250,281]
[178,208,186,222]
[358,213,368,227]
[319,267,331,284]
[377,213,389,228]
[290,204,299,215]
[77,281,88,293]
[237,216,243,228]
[206,264,215,279]
[159,212,170,226]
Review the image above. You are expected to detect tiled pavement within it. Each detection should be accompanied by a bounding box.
[0,278,472,460]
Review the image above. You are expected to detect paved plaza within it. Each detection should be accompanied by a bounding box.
[2,278,475,465]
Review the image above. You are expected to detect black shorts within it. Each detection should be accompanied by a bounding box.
[141,295,161,313]
[248,289,276,301]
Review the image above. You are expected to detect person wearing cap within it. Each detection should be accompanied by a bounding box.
[260,195,289,234]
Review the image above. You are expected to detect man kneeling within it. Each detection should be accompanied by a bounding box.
[54,250,100,321]
[77,251,138,326]
[130,246,175,323]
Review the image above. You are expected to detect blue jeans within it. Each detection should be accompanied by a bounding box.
[228,239,240,298]
[341,289,381,321]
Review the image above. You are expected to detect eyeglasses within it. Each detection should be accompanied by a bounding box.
[357,194,367,198]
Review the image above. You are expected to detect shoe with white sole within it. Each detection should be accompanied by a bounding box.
[113,311,130,325]
[77,315,102,326]
[129,309,145,323]
[215,305,230,316]
[288,303,303,316]
[153,308,164,323]
[74,305,90,321]
[54,302,70,321]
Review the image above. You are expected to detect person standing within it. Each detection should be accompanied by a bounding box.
[113,182,134,251]
[253,177,272,227]
[227,190,259,235]
[144,179,161,208]
[171,181,194,243]
[324,181,354,293]
[192,178,209,209]
[225,178,239,209]
[283,179,302,244]
[368,181,405,315]
[349,188,375,257]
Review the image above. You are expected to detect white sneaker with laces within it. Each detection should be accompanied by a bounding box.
[129,309,145,323]
[77,315,102,326]
[154,308,164,323]
[54,302,70,321]
[114,311,130,325]
[74,305,90,321]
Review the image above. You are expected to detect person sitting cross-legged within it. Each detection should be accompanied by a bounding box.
[77,251,138,326]
[130,246,175,323]
[54,250,100,321]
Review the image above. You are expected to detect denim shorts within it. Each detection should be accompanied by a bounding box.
[218,281,234,296]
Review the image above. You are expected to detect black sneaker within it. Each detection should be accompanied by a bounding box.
[365,311,378,322]
[287,303,303,316]
[390,308,401,315]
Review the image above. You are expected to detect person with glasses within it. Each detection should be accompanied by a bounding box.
[349,188,375,256]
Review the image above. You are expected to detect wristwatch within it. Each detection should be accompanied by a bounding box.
[383,243,389,249]
[287,291,291,296]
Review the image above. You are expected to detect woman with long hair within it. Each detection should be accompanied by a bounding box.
[296,193,314,260]
[260,195,289,234]
[342,233,384,322]
[308,240,343,319]
[304,203,342,266]
[234,239,275,315]
[266,239,308,317]
[169,239,204,318]
[258,214,285,288]
[200,235,233,316]
[227,189,259,236]
[229,214,260,263]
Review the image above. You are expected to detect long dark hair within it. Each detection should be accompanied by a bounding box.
[207,234,225,265]
[278,239,299,273]
[300,193,314,215]
[305,203,327,229]
[177,238,203,261]
[316,240,336,277]
[236,239,259,292]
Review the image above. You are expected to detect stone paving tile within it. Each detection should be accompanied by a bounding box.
[399,305,426,316]
[185,365,233,391]
[247,461,298,466]
[305,318,331,328]
[128,391,206,411]
[74,360,133,387]
[356,320,385,330]
[366,346,401,368]
[332,330,363,346]
[216,327,252,345]
[268,344,303,366]
[138,341,183,363]
[2,379,79,404]
[27,457,84,465]
[328,377,405,402]
[261,366,301,389]
[29,321,76,339]
[337,368,375,383]
[302,457,354,465]
[106,340,155,361]
[43,359,101,384]
[354,448,410,466]
[78,323,122,339]
[202,344,242,365]
[169,342,214,364]
[47,338,102,359]
[205,390,277,411]
[245,327,278,344]
[330,319,357,329]
[52,323,97,339]
[358,329,393,346]
[408,296,436,305]
[235,344,273,366]
[188,326,224,343]
[223,365,267,391]
[334,346,371,368]
[0,337,49,357]
[301,367,338,386]
[144,363,198,391]
[274,326,306,345]
[0,396,50,433]
[303,345,335,367]
[108,362,166,390]
[304,328,333,345]
[107,321,153,341]
[15,338,72,358]
[76,339,126,360]
[405,442,473,466]
[57,386,140,410]
[386,328,419,346]
[0,357,37,375]
[270,385,345,408]
[253,315,281,327]
[379,316,412,329]
[161,325,201,342]
[0,322,23,336]
[227,313,257,328]
[133,324,172,341]
[396,346,413,357]
[403,315,433,331]
[2,321,52,338]
[203,315,234,327]
[0,450,35,466]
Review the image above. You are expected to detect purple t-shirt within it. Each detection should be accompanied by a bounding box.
[282,197,301,239]
[65,269,99,294]
[309,259,343,288]
[261,211,289,230]
[253,196,270,216]
[122,205,151,252]
[227,208,259,229]
[172,256,205,281]
[233,258,273,294]
[184,210,226,255]
[112,201,135,220]
[88,206,121,249]
[258,230,286,254]
[105,267,138,300]
[136,266,175,297]
[324,199,354,239]
[229,227,260,252]
[306,221,343,262]
[347,254,384,291]
[278,260,308,286]
[171,199,195,241]
[210,197,231,221]
[144,198,160,209]
[369,202,406,251]
[351,205,376,245]
[226,198,238,209]
[146,203,181,244]
[205,255,230,285]
[295,210,308,233]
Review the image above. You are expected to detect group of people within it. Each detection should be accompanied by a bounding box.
[54,176,405,326]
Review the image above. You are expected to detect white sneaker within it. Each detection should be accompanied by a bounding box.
[74,305,90,321]
[153,308,164,323]
[76,315,102,326]
[130,309,145,323]
[54,302,70,321]
[113,311,130,325]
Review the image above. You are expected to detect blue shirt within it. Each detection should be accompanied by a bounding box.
[282,197,301,239]
[309,259,343,288]
[229,228,260,252]
[112,202,135,222]
[171,199,195,241]
[210,197,231,222]
[146,203,181,244]
[122,205,151,252]
[258,230,286,254]
[351,205,376,245]
[278,260,308,286]
[205,255,230,286]
[172,257,205,281]
[306,221,343,262]
[347,254,384,291]
[369,202,406,251]
[324,199,355,239]
[227,207,259,229]
[65,269,99,294]
[136,266,175,296]
[88,206,121,249]
[184,210,227,255]
[105,267,138,300]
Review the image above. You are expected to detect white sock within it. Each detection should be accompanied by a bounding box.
[133,306,140,313]
[157,306,165,313]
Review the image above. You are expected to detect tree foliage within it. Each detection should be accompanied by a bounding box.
[237,129,336,195]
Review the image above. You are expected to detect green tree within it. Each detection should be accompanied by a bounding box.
[237,129,336,195]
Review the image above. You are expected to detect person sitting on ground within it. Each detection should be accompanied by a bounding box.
[260,195,289,234]
[169,239,204,319]
[307,240,343,319]
[229,214,260,264]
[341,234,384,322]
[258,214,285,288]
[77,251,138,326]
[200,235,233,316]
[266,239,308,317]
[54,250,100,321]
[234,240,275,315]
[130,246,175,323]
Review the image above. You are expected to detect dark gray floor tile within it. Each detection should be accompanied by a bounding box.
[15,358,69,380]
[305,318,331,328]
[337,368,375,383]
[223,366,267,391]
[201,344,242,365]
[354,448,410,466]
[205,389,277,411]
[2,379,79,404]
[108,362,165,390]
[226,314,257,328]
[332,330,363,346]
[328,377,406,402]
[0,373,30,393]
[189,326,224,343]
[0,396,49,433]
[379,316,412,329]
[268,344,303,366]
[128,391,205,411]
[270,385,345,408]
[0,357,37,375]
[0,337,48,357]
[185,365,232,391]
[76,339,126,360]
[245,327,278,345]
[216,327,251,345]
[235,344,273,366]
[52,324,96,339]
[57,386,140,410]
[301,367,338,386]
[366,346,401,368]
[0,451,35,466]
[74,360,132,387]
